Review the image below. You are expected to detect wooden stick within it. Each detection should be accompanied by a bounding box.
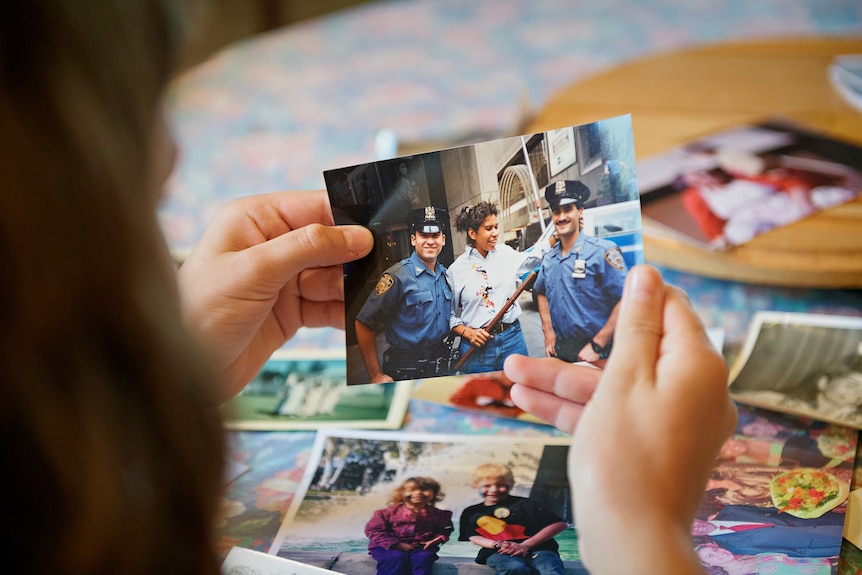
[452,270,538,373]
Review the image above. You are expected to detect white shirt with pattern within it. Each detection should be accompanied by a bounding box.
[447,243,532,330]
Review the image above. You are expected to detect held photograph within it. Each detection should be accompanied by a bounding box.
[728,312,862,430]
[326,115,644,386]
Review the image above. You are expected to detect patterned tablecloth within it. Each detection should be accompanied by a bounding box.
[156,0,862,567]
[160,0,862,252]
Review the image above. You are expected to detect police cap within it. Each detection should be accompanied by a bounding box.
[412,205,447,234]
[544,180,590,210]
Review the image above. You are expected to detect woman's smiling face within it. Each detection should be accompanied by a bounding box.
[470,214,499,256]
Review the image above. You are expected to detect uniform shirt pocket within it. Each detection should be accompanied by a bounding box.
[404,291,433,322]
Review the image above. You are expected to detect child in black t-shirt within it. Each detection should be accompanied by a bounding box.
[459,463,568,574]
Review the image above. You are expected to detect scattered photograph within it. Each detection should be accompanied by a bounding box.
[268,429,577,571]
[263,412,853,574]
[637,119,862,250]
[326,115,644,385]
[221,350,412,430]
[728,312,862,429]
[410,374,572,424]
[222,546,344,575]
[695,403,855,572]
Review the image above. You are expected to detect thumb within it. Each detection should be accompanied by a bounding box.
[601,265,666,392]
[251,223,373,283]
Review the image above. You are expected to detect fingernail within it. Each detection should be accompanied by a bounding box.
[344,226,372,255]
[625,266,658,302]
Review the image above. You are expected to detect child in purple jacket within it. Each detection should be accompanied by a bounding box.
[365,476,453,575]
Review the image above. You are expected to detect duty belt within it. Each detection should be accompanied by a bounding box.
[487,320,518,335]
[383,344,453,379]
[385,343,449,361]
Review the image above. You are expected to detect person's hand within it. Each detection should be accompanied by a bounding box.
[369,372,395,384]
[395,542,418,552]
[575,343,609,368]
[543,331,557,358]
[178,190,373,400]
[502,355,600,434]
[463,326,492,347]
[504,265,737,574]
[421,535,446,550]
[576,342,600,364]
[498,541,529,557]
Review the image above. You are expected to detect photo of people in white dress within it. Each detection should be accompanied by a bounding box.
[637,119,862,250]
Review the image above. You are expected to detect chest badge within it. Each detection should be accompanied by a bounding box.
[572,258,586,279]
[493,507,510,519]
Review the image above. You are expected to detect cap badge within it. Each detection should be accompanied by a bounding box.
[555,180,566,195]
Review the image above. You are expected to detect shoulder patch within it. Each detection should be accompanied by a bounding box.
[604,247,625,271]
[375,273,395,296]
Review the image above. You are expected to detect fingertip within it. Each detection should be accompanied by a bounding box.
[508,381,527,405]
[342,225,374,258]
[502,353,521,381]
[604,265,666,387]
[623,264,663,303]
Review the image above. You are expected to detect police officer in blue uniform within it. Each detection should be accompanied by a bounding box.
[355,206,454,383]
[533,180,627,363]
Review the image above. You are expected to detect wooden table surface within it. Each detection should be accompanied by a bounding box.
[526,37,862,287]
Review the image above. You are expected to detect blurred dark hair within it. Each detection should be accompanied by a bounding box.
[698,488,728,519]
[0,1,225,574]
